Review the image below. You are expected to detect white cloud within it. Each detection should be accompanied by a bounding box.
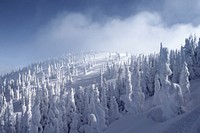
[35,11,200,56]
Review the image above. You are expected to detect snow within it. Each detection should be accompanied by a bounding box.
[66,52,129,88]
[1,37,200,133]
[104,78,200,133]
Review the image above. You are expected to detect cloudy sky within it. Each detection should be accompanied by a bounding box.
[1,0,200,73]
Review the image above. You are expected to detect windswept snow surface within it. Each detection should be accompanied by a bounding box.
[104,78,200,133]
[67,52,130,88]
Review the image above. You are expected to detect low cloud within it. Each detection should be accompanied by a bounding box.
[35,11,200,57]
[3,1,200,74]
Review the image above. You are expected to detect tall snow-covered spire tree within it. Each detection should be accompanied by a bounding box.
[98,69,109,125]
[159,47,173,120]
[131,59,145,114]
[184,36,196,79]
[40,83,49,131]
[159,46,184,120]
[0,94,6,133]
[179,62,190,102]
[4,100,15,133]
[25,94,32,133]
[121,65,133,113]
[115,65,126,113]
[31,90,42,133]
[109,96,120,124]
[153,74,161,106]
[89,85,107,132]
[141,57,148,96]
[43,95,60,133]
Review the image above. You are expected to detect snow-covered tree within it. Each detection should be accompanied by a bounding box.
[184,36,196,79]
[159,47,173,120]
[84,66,87,75]
[0,96,6,133]
[121,66,133,113]
[20,96,27,133]
[131,60,145,114]
[0,43,199,132]
[170,83,184,115]
[40,83,49,131]
[90,85,107,132]
[4,100,15,133]
[153,74,161,106]
[74,86,85,116]
[98,70,109,125]
[15,113,21,133]
[141,57,149,96]
[15,87,20,101]
[115,66,126,112]
[69,113,79,133]
[24,93,32,133]
[109,96,120,124]
[66,88,79,133]
[31,91,42,133]
[44,95,60,133]
[159,46,184,120]
[87,113,98,133]
[179,62,191,102]
[59,90,68,133]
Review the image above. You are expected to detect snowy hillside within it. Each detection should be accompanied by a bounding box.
[0,36,200,133]
[104,78,200,133]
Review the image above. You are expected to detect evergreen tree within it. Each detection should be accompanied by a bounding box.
[66,88,79,133]
[159,47,173,120]
[98,70,109,125]
[90,85,107,132]
[170,83,184,115]
[5,100,15,133]
[21,96,27,133]
[31,91,42,133]
[0,96,6,133]
[87,113,98,133]
[141,57,149,96]
[115,66,125,113]
[109,96,120,124]
[121,66,133,113]
[40,83,49,131]
[15,113,21,133]
[44,95,60,133]
[132,60,145,114]
[24,93,32,133]
[179,62,191,102]
[184,36,196,79]
[153,74,161,106]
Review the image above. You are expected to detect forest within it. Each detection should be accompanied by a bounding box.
[0,35,199,133]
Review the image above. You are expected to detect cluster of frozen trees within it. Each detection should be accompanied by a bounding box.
[0,36,199,132]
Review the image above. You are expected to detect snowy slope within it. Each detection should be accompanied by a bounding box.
[66,52,130,88]
[0,43,199,133]
[104,78,200,133]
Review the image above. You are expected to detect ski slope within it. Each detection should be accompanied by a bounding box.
[104,78,200,133]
